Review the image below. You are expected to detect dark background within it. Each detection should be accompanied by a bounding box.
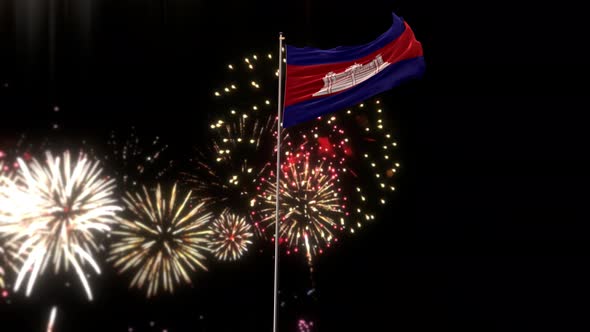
[1,0,589,331]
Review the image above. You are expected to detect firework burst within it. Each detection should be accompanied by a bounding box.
[184,114,277,212]
[0,263,5,289]
[0,152,22,187]
[108,183,212,298]
[285,104,400,236]
[253,152,347,261]
[0,161,17,289]
[0,151,121,300]
[209,212,254,261]
[183,51,287,221]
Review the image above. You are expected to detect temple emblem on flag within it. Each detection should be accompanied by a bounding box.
[313,54,390,96]
[282,12,425,128]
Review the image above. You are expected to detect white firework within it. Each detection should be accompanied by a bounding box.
[108,183,212,298]
[0,151,122,300]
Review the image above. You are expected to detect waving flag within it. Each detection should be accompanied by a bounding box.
[283,12,425,128]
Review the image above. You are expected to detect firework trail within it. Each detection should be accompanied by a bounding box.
[209,211,254,261]
[0,151,121,300]
[108,183,212,297]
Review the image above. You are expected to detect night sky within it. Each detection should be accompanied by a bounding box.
[1,0,589,331]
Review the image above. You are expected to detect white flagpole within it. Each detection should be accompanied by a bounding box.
[273,31,285,332]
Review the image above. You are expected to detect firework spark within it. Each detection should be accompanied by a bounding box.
[0,151,121,300]
[105,127,174,189]
[0,133,49,162]
[253,152,346,261]
[209,212,253,261]
[108,183,212,297]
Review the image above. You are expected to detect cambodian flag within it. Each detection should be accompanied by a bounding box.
[283,12,425,128]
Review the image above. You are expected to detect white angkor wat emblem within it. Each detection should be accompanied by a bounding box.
[312,54,390,96]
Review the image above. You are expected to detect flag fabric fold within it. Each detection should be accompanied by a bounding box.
[282,12,425,128]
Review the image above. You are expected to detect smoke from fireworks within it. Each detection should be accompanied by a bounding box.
[0,151,121,300]
[108,183,212,298]
[209,212,254,261]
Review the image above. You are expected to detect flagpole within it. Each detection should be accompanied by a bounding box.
[273,31,285,332]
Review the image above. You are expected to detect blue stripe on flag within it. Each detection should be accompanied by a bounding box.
[286,13,406,66]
